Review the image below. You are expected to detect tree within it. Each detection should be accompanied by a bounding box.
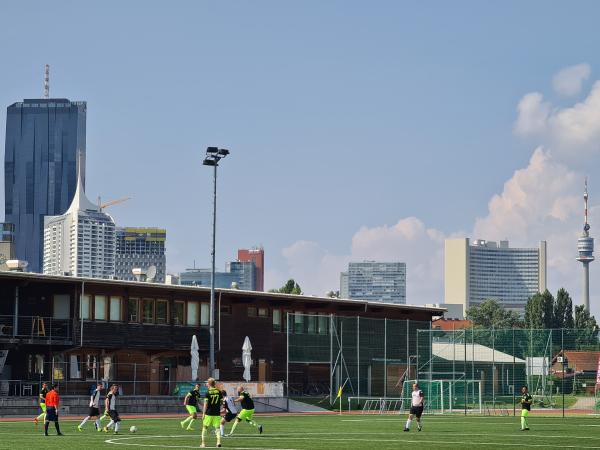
[554,288,574,329]
[574,305,599,349]
[269,279,302,295]
[466,299,523,329]
[524,290,555,329]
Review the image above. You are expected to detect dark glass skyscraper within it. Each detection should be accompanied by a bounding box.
[4,98,86,272]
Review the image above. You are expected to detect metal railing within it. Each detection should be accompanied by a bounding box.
[0,316,71,342]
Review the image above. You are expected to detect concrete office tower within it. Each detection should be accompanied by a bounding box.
[445,238,547,315]
[180,261,256,290]
[42,163,115,278]
[0,223,16,271]
[115,227,167,283]
[238,247,264,291]
[4,96,86,272]
[576,179,594,312]
[340,261,407,304]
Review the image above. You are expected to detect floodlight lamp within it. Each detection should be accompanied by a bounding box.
[217,148,230,157]
[206,146,219,155]
[203,158,217,166]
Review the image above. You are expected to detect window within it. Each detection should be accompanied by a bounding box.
[80,295,91,319]
[110,297,121,322]
[94,295,107,321]
[156,300,168,325]
[258,308,268,318]
[187,302,199,326]
[220,304,231,315]
[128,298,139,322]
[272,309,281,332]
[200,303,209,326]
[248,306,257,317]
[318,314,329,335]
[307,314,317,334]
[294,311,304,334]
[174,301,185,325]
[142,299,154,324]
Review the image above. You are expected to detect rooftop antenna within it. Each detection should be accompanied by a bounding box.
[44,64,50,98]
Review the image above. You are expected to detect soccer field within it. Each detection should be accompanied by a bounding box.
[1,414,600,449]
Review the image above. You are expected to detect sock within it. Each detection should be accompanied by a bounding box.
[186,418,195,430]
[182,416,193,426]
[405,419,412,429]
[55,422,61,434]
[230,420,239,434]
[44,422,49,434]
[220,424,225,436]
[80,417,89,427]
[106,420,114,429]
[201,427,207,444]
[521,416,525,429]
[115,422,120,432]
[37,412,46,421]
[215,428,221,445]
[417,419,422,429]
[95,419,101,429]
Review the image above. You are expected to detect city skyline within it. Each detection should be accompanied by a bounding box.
[0,2,599,317]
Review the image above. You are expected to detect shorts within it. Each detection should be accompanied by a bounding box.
[521,409,530,417]
[409,405,424,418]
[238,409,255,421]
[224,411,236,422]
[40,403,47,412]
[88,407,100,417]
[186,405,199,415]
[109,410,121,422]
[203,415,220,428]
[46,407,58,422]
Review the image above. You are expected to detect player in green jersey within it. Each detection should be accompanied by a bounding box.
[228,386,263,436]
[34,382,49,425]
[180,384,201,431]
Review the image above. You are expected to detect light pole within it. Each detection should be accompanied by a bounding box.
[203,146,230,378]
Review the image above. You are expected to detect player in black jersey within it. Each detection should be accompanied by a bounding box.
[34,382,49,425]
[228,386,263,436]
[181,384,201,431]
[201,378,223,448]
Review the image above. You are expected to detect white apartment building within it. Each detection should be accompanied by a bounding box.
[444,238,546,315]
[43,167,115,278]
[340,261,406,304]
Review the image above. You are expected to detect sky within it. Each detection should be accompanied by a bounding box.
[1,1,600,318]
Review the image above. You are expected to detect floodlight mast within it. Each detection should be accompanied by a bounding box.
[203,146,230,378]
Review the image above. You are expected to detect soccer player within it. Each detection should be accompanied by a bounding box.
[520,385,532,431]
[403,383,424,432]
[180,383,201,431]
[34,382,49,425]
[78,383,104,432]
[219,389,237,437]
[44,384,63,436]
[201,378,223,448]
[103,384,122,434]
[228,386,263,436]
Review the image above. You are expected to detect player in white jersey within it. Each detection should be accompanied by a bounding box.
[78,383,104,432]
[219,390,238,437]
[403,383,424,432]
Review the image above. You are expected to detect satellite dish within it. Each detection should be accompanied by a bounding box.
[146,265,157,282]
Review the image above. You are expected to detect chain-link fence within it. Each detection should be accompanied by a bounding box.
[287,313,431,405]
[416,328,600,415]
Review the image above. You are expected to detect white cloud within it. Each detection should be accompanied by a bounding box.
[514,93,551,136]
[552,63,591,97]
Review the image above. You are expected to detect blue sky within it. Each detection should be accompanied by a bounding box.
[1,1,600,316]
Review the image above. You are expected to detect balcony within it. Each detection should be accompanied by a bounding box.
[0,316,72,345]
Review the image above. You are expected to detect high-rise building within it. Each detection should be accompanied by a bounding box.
[445,238,547,315]
[42,164,115,278]
[115,227,166,283]
[4,97,86,272]
[0,223,15,271]
[180,261,256,290]
[238,247,264,291]
[340,261,407,304]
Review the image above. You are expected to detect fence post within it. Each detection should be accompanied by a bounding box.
[384,318,387,399]
[13,286,19,337]
[133,363,137,396]
[464,329,467,416]
[561,328,564,418]
[492,327,495,410]
[357,316,360,403]
[512,328,516,416]
[330,314,333,404]
[286,312,289,397]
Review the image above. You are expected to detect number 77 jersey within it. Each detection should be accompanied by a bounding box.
[204,388,223,416]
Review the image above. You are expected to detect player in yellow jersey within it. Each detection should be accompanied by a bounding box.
[201,378,223,448]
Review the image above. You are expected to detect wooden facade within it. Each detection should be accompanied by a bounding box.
[0,272,443,394]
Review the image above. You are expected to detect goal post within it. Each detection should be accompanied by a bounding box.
[401,379,482,414]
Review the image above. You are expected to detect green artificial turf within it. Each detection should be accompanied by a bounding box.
[1,413,600,449]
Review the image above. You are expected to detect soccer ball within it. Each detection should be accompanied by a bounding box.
[129,426,138,433]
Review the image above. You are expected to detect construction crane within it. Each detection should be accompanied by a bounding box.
[97,196,131,211]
